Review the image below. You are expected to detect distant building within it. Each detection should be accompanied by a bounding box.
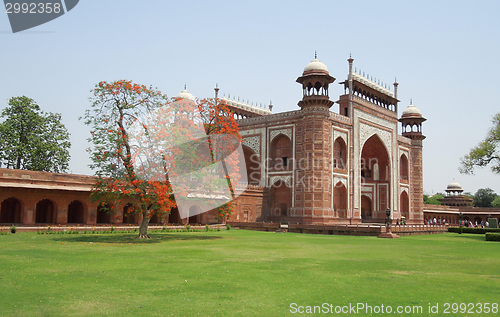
[438,181,473,207]
[425,181,500,225]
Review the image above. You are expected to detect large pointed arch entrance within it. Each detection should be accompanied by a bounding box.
[360,134,391,222]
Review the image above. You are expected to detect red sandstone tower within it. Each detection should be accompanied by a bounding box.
[399,102,426,223]
[294,55,335,222]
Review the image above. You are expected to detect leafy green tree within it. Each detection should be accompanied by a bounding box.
[460,113,500,174]
[492,196,500,208]
[424,193,444,205]
[463,192,474,200]
[0,96,70,172]
[473,188,498,207]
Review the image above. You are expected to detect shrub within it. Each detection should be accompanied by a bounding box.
[226,224,231,230]
[485,233,500,242]
[448,227,500,234]
[205,224,210,232]
[10,225,16,234]
[185,225,191,231]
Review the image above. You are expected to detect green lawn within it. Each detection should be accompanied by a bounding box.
[1,230,499,316]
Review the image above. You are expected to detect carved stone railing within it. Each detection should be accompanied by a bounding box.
[329,112,352,125]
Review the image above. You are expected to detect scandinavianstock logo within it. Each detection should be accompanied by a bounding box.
[129,99,248,220]
[4,0,79,33]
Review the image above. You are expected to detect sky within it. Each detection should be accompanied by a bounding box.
[1,0,499,195]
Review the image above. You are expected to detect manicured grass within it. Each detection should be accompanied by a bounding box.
[1,230,499,316]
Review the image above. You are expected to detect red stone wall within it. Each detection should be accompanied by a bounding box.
[409,140,424,223]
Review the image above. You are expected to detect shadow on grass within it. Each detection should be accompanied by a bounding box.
[49,233,223,244]
[451,233,487,242]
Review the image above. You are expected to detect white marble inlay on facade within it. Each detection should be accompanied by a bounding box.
[270,128,292,142]
[242,136,261,156]
[269,175,292,187]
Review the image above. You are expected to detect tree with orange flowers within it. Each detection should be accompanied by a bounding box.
[196,97,242,219]
[83,80,241,238]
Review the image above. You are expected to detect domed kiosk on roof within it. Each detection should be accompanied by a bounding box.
[446,180,463,193]
[399,100,426,140]
[401,103,423,118]
[176,87,195,101]
[296,53,335,109]
[437,180,473,207]
[303,57,329,75]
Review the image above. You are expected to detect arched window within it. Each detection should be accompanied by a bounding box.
[400,154,409,181]
[189,205,201,224]
[333,137,347,170]
[361,195,372,219]
[270,181,292,218]
[0,197,22,223]
[333,182,347,218]
[271,134,291,169]
[400,191,409,219]
[68,200,85,223]
[168,207,181,224]
[122,203,135,224]
[97,202,111,224]
[36,199,55,224]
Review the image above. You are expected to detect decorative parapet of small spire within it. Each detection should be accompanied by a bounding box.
[221,96,273,115]
[351,71,394,98]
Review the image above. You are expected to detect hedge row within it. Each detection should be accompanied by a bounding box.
[485,233,500,242]
[448,227,500,234]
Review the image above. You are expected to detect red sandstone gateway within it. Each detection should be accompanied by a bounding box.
[2,57,498,228]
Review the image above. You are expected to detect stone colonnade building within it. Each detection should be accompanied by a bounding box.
[424,180,500,225]
[0,167,226,225]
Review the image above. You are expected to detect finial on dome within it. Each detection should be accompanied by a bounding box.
[214,83,220,99]
[184,84,186,90]
[410,98,413,105]
[315,51,317,59]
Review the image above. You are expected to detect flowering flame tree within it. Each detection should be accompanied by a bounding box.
[83,80,241,238]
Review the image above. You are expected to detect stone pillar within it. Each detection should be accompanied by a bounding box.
[23,201,36,225]
[87,203,97,225]
[410,139,424,223]
[56,204,67,224]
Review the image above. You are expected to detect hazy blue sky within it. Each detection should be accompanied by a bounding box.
[1,0,499,195]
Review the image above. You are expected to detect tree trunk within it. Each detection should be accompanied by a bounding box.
[137,213,151,239]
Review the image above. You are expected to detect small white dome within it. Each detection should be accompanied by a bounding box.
[176,89,195,101]
[402,103,422,117]
[304,58,329,73]
[446,180,463,191]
